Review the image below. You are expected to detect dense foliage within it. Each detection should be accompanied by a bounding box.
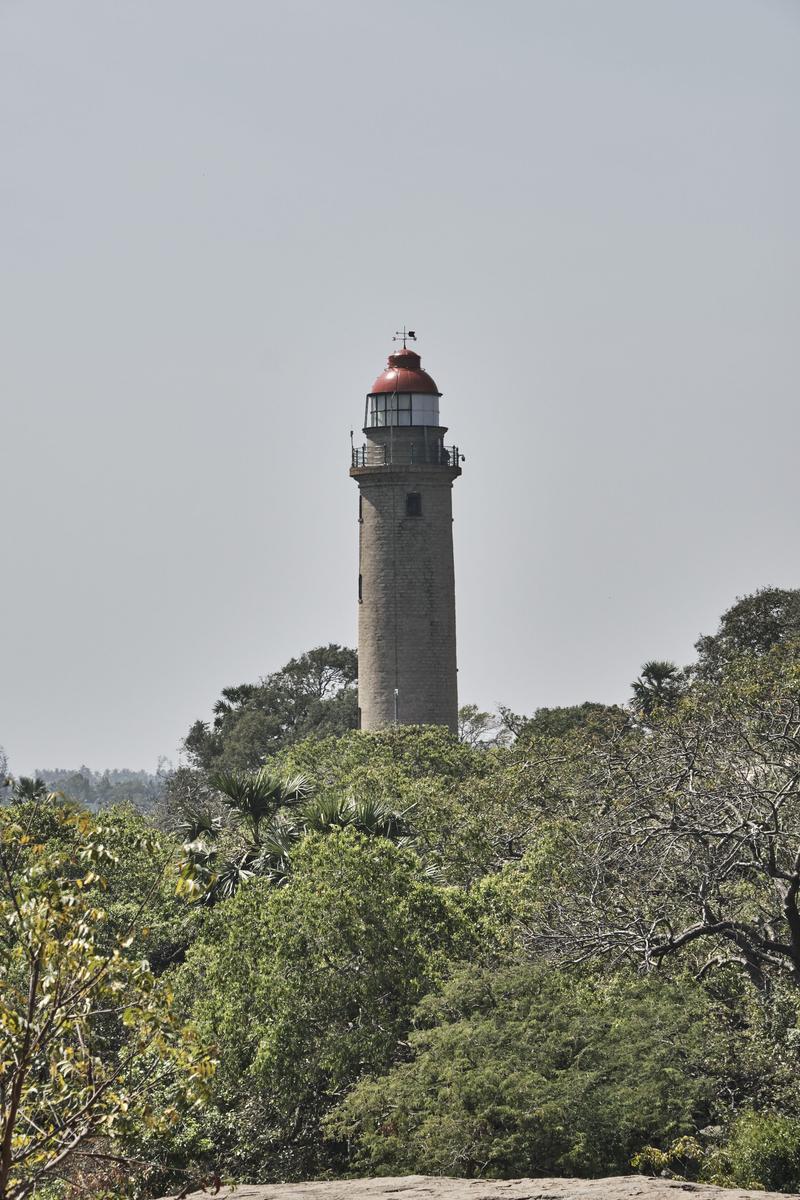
[183,645,358,771]
[4,586,800,1196]
[170,830,479,1182]
[694,587,800,679]
[330,966,727,1178]
[0,795,213,1200]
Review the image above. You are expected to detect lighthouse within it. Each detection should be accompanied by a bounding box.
[350,332,462,732]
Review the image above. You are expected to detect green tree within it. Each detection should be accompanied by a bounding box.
[209,766,308,848]
[630,660,687,719]
[0,794,214,1200]
[94,804,196,972]
[707,1112,800,1192]
[3,793,196,975]
[695,587,800,678]
[176,760,420,901]
[302,792,413,843]
[184,645,358,772]
[174,828,478,1181]
[272,726,528,884]
[274,723,481,792]
[457,704,503,748]
[521,644,800,992]
[499,702,621,742]
[330,963,725,1179]
[176,767,309,900]
[636,1111,800,1193]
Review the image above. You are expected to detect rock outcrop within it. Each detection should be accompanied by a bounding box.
[160,1174,800,1200]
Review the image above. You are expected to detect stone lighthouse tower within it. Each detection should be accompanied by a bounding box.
[350,332,462,732]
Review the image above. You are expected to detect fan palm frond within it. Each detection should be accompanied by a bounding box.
[174,806,224,845]
[303,794,350,832]
[350,795,413,839]
[12,776,51,803]
[209,768,312,844]
[631,660,687,718]
[302,793,413,841]
[209,856,256,902]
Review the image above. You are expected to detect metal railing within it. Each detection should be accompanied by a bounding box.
[351,443,462,469]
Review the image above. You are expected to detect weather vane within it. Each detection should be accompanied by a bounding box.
[393,327,417,349]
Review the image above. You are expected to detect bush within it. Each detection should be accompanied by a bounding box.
[709,1112,800,1192]
[170,828,480,1182]
[637,1112,800,1193]
[329,964,726,1179]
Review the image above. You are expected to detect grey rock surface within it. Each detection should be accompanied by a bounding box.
[158,1175,800,1200]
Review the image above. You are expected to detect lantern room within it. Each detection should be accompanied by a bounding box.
[364,345,442,428]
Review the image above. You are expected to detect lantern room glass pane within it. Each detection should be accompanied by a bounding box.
[367,391,440,428]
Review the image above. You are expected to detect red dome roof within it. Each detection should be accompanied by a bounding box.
[368,346,440,395]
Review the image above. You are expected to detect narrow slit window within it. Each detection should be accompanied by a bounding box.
[358,573,363,602]
[406,492,422,517]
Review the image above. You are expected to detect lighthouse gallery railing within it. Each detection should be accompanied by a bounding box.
[351,443,462,469]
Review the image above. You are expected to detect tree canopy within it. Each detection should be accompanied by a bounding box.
[519,644,800,991]
[0,793,213,1200]
[183,644,358,771]
[171,829,479,1182]
[695,587,800,678]
[8,586,800,1195]
[330,964,729,1179]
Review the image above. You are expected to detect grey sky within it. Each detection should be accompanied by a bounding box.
[1,0,798,774]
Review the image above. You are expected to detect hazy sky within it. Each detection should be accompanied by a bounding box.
[1,0,798,774]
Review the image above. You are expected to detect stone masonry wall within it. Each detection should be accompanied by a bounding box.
[353,457,459,732]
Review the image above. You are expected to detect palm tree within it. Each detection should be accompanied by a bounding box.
[303,793,413,843]
[174,805,224,846]
[251,818,300,886]
[176,768,310,903]
[630,660,687,719]
[208,767,310,846]
[11,776,50,803]
[176,768,417,902]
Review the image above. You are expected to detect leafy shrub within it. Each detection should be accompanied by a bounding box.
[170,828,480,1182]
[708,1112,800,1192]
[637,1112,800,1193]
[329,964,726,1179]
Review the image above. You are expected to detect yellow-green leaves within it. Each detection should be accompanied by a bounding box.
[0,797,215,1200]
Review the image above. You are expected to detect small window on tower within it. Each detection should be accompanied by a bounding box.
[406,492,422,517]
[358,573,363,602]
